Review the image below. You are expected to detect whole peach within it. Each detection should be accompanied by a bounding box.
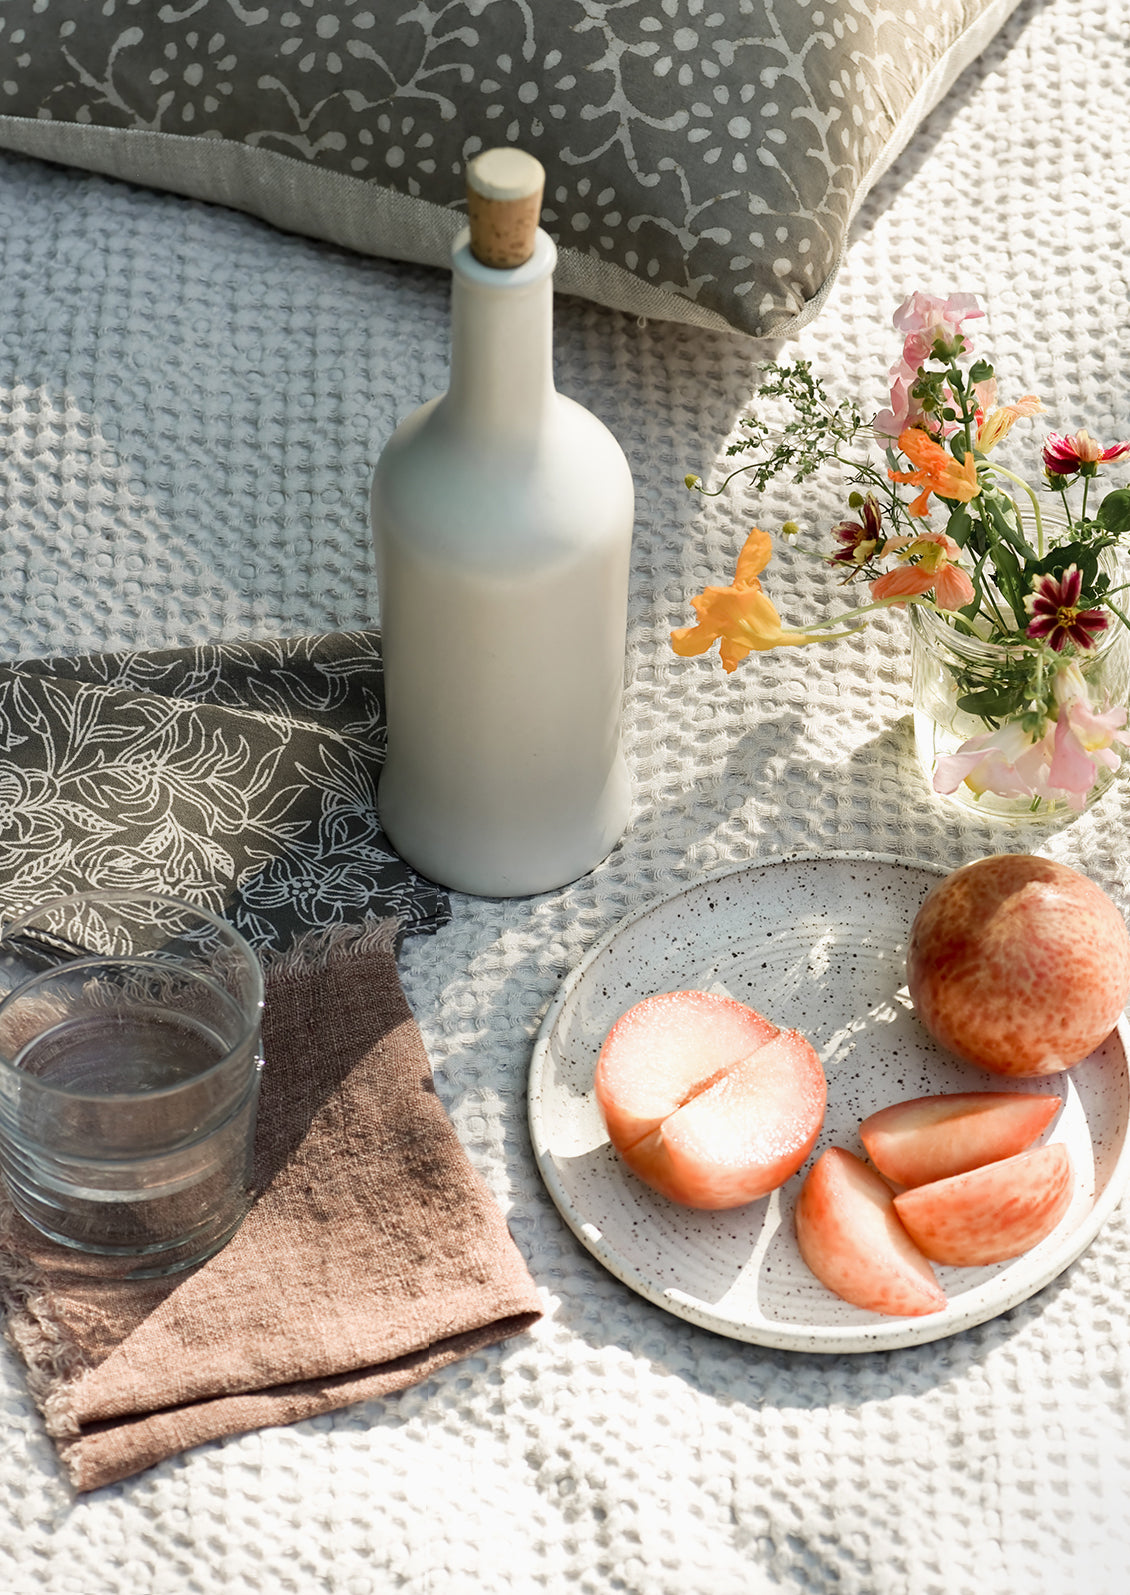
[907,854,1130,1076]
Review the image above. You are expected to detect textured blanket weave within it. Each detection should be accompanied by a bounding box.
[1,0,1129,1588]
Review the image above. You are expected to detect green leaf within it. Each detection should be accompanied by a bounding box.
[1023,540,1112,598]
[946,503,973,546]
[992,539,1023,590]
[1097,488,1130,535]
[983,492,1037,559]
[956,682,1029,719]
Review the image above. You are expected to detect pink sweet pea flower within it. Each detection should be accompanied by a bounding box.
[932,720,1053,801]
[893,293,984,365]
[874,295,983,441]
[874,369,928,441]
[1047,662,1130,809]
[937,666,1129,809]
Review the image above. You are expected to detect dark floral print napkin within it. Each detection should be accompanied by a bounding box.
[0,630,449,948]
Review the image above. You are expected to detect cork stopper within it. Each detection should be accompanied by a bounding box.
[466,148,546,269]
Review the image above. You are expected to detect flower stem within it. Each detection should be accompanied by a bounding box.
[989,464,1046,552]
[791,594,934,634]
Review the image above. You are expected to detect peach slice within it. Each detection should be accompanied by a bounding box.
[620,1028,827,1208]
[893,1143,1073,1266]
[795,1148,947,1317]
[594,991,779,1151]
[860,1091,1062,1188]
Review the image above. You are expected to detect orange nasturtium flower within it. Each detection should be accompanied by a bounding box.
[671,528,825,671]
[889,427,981,516]
[870,531,976,611]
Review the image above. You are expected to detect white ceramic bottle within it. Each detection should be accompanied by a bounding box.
[371,148,634,898]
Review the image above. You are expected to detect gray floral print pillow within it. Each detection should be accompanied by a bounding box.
[0,0,1021,338]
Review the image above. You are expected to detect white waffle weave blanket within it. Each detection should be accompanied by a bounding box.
[1,0,1129,1590]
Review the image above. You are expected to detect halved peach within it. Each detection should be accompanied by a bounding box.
[860,1091,1062,1189]
[893,1143,1073,1266]
[795,1148,946,1317]
[620,1028,827,1208]
[594,990,824,1209]
[594,991,779,1151]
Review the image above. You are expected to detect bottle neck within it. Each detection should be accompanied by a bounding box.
[441,227,557,440]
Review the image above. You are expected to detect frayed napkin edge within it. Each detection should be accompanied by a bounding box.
[0,1226,88,1440]
[259,914,401,980]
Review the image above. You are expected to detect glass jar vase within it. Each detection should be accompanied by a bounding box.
[908,598,1130,820]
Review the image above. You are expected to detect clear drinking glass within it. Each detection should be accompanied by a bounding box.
[0,891,264,1276]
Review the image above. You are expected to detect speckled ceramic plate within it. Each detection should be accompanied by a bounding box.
[528,852,1130,1352]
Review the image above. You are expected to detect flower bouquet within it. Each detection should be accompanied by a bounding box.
[674,293,1130,815]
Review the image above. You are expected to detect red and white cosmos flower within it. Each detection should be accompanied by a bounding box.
[1023,566,1109,652]
[1042,430,1130,478]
